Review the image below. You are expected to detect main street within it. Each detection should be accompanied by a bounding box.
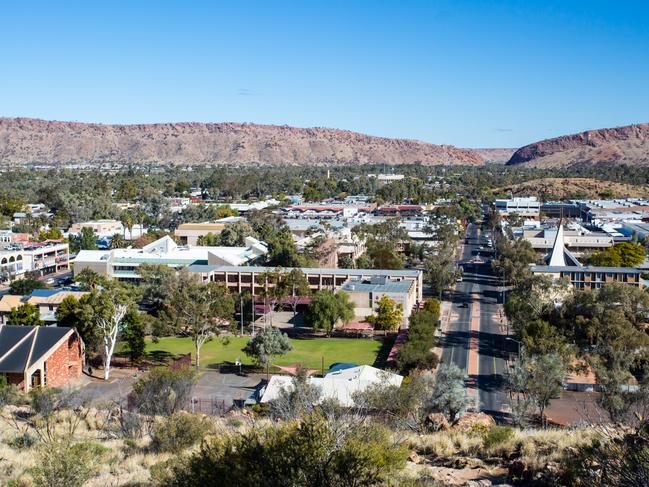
[439,223,511,420]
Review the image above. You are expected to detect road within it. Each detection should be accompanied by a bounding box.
[439,223,512,420]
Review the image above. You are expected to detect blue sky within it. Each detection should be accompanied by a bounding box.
[1,1,648,147]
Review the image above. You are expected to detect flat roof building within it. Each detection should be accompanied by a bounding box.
[73,235,268,281]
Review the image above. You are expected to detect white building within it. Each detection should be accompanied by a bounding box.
[495,196,540,219]
[73,235,268,281]
[260,365,403,407]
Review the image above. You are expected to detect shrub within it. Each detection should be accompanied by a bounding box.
[162,414,407,486]
[8,432,37,450]
[151,412,209,453]
[0,375,22,407]
[482,426,515,450]
[130,366,198,416]
[31,441,109,487]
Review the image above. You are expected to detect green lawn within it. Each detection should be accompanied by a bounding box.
[143,335,384,371]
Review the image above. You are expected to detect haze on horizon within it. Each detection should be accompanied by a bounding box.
[1,0,648,148]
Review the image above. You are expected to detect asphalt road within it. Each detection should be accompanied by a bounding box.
[439,223,512,420]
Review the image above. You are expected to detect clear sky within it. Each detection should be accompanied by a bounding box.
[1,1,648,148]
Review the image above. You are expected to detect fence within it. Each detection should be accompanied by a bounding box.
[182,397,231,415]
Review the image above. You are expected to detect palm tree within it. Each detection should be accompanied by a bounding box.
[120,211,134,240]
[110,233,124,249]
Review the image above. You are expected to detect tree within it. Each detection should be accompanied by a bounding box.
[120,209,135,240]
[97,303,127,380]
[338,255,354,269]
[218,220,255,246]
[259,268,288,326]
[164,269,235,369]
[109,233,124,249]
[368,295,403,331]
[508,351,566,427]
[75,268,107,291]
[305,290,355,337]
[73,227,98,252]
[396,301,440,372]
[243,327,292,378]
[130,366,198,416]
[429,363,470,422]
[9,277,47,295]
[7,302,43,326]
[196,232,221,246]
[124,308,146,361]
[590,242,646,268]
[282,268,311,317]
[492,236,537,285]
[138,263,176,311]
[425,247,459,297]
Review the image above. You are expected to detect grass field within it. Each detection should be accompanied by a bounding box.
[143,335,385,371]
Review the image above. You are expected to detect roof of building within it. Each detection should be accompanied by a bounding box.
[175,222,226,231]
[532,265,641,274]
[260,365,402,407]
[340,277,414,294]
[0,295,23,313]
[0,325,75,374]
[187,264,422,277]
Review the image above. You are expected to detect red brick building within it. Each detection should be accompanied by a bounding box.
[0,325,84,392]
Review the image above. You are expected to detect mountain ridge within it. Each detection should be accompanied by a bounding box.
[507,123,649,168]
[0,117,485,167]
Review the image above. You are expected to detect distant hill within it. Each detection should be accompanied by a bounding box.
[496,177,649,201]
[0,117,485,167]
[507,123,649,168]
[471,148,516,163]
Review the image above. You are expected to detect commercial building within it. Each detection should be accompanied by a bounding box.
[495,196,541,219]
[73,235,268,281]
[174,222,226,246]
[522,226,614,254]
[0,289,88,325]
[340,276,416,325]
[190,264,424,303]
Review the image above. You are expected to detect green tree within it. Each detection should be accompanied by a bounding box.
[75,268,107,291]
[425,248,459,298]
[509,351,566,427]
[243,327,292,378]
[124,308,146,361]
[218,220,255,246]
[72,227,98,252]
[396,301,440,373]
[138,263,176,311]
[7,302,43,326]
[196,232,221,246]
[120,209,135,239]
[9,277,47,295]
[109,233,124,249]
[429,363,470,422]
[305,290,355,337]
[163,269,235,368]
[282,268,311,316]
[590,242,646,268]
[368,295,403,331]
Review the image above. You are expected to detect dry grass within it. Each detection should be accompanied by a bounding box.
[401,426,595,471]
[1,403,596,486]
[496,177,649,200]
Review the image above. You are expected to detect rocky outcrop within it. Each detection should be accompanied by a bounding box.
[0,117,484,167]
[507,123,649,168]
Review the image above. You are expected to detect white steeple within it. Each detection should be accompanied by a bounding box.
[548,222,567,267]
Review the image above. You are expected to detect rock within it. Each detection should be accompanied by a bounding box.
[507,459,532,483]
[452,412,496,432]
[425,412,451,431]
[408,451,423,464]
